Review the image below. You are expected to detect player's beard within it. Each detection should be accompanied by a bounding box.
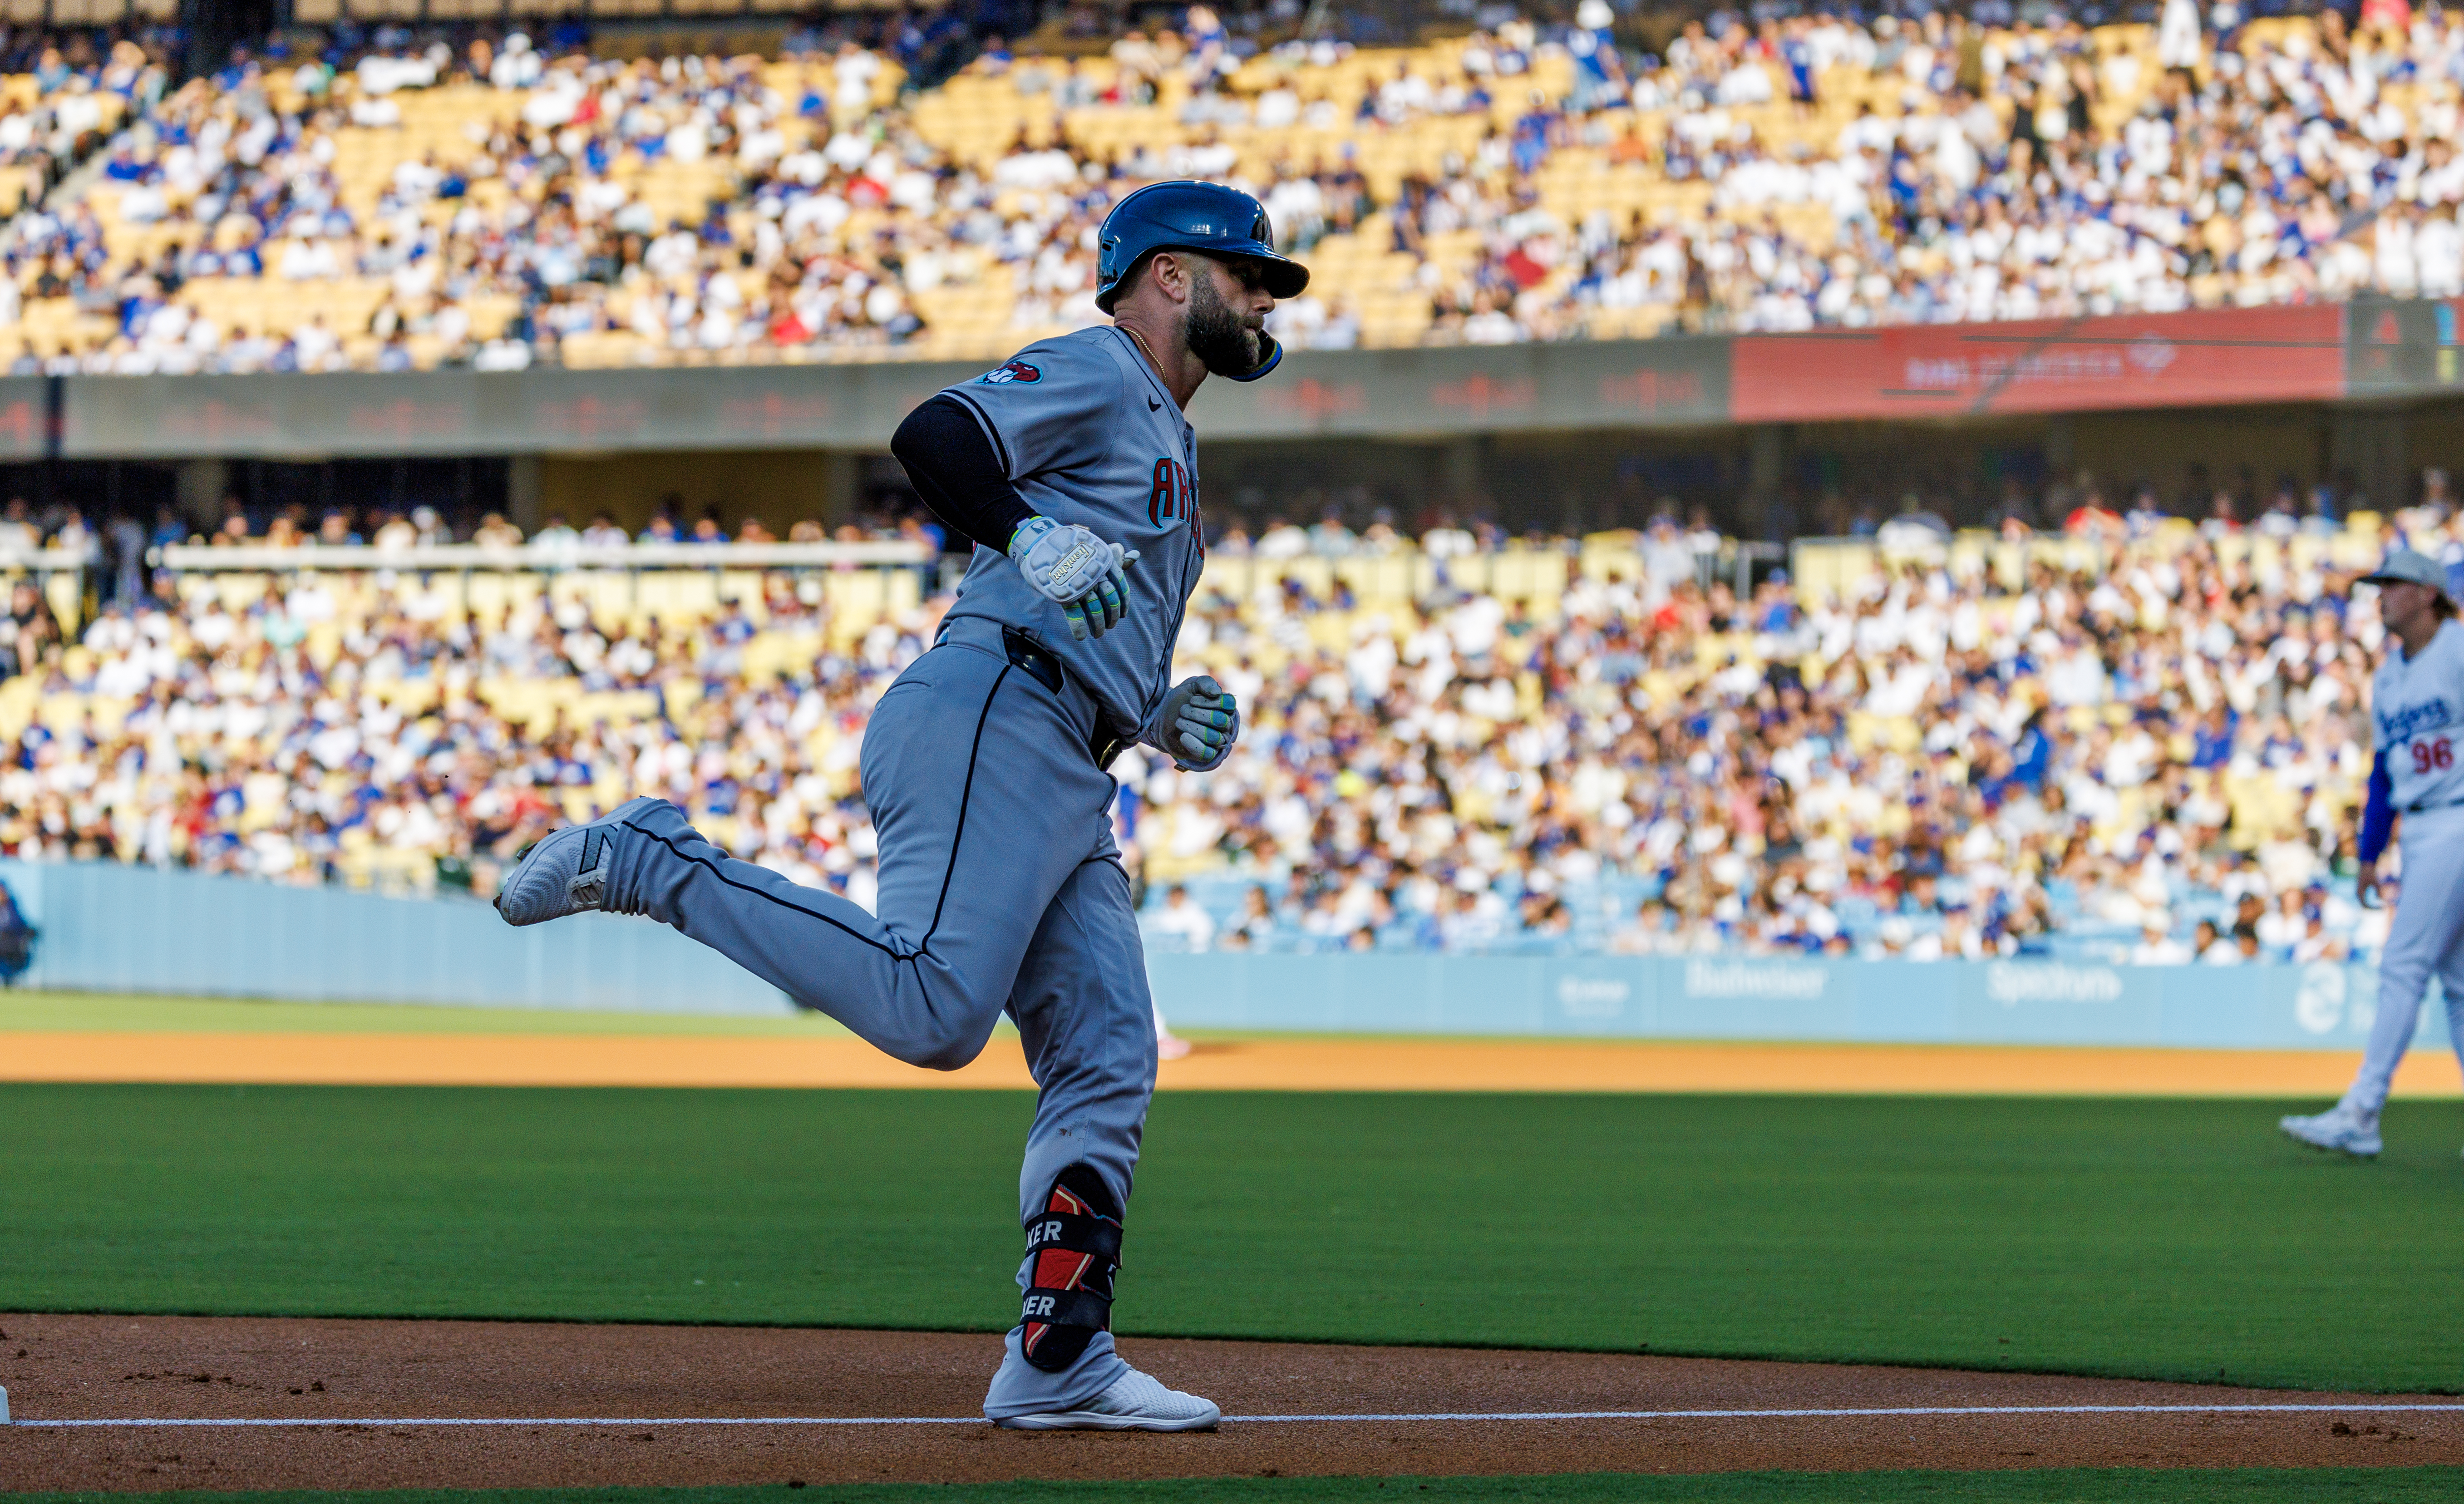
[1184,271,1262,377]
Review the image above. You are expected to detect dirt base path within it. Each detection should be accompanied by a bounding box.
[6,1032,2461,1095]
[3,1314,2459,1490]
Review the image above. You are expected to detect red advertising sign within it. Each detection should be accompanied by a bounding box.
[1730,305,2345,423]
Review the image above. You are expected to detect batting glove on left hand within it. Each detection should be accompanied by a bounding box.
[1149,675,1240,771]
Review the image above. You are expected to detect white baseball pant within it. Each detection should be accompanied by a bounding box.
[2344,803,2464,1120]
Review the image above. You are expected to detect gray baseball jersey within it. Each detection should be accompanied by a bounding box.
[938,325,1205,746]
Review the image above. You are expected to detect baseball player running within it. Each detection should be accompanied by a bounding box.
[2282,548,2464,1158]
[493,181,1305,1429]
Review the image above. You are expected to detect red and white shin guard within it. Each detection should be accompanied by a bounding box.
[1019,1164,1122,1372]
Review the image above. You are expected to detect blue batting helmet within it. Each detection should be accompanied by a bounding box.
[1094,179,1311,317]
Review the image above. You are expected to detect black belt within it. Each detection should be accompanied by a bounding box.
[1000,626,1129,771]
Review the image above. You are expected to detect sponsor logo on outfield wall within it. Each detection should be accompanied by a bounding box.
[1683,961,1831,1001]
[1555,976,1631,1017]
[1985,963,2126,1006]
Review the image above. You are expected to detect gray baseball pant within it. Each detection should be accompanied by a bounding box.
[597,614,1156,1419]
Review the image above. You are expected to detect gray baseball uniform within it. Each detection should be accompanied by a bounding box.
[942,326,1205,734]
[591,325,1205,1421]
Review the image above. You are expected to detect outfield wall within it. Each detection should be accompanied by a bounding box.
[0,860,2445,1055]
[1171,950,2432,1054]
[0,859,795,1017]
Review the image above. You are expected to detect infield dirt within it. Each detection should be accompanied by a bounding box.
[1,1314,2455,1490]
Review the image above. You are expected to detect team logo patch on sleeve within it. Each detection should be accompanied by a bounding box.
[981,360,1042,385]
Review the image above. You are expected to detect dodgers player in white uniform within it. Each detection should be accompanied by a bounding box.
[2282,548,2464,1158]
[493,182,1308,1426]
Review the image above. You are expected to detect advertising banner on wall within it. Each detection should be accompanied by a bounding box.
[58,363,973,460]
[1197,335,1732,440]
[59,340,1736,458]
[56,301,2464,458]
[1730,305,2347,423]
[1151,949,2414,1054]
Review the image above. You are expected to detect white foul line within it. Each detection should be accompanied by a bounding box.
[13,1403,2464,1429]
[16,1416,980,1429]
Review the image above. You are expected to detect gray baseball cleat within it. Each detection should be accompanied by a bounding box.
[994,1368,1221,1432]
[2279,1105,2382,1159]
[493,797,663,927]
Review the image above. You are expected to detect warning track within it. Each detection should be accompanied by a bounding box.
[3,1313,2460,1489]
[7,1030,2463,1095]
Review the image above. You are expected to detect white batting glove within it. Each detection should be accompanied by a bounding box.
[1008,516,1138,642]
[1148,674,1240,771]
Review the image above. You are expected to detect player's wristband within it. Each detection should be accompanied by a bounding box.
[1006,515,1051,562]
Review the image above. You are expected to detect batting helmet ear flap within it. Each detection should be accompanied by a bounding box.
[1219,329,1285,382]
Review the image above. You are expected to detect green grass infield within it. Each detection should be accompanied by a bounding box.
[1,1085,2460,1392]
[13,1470,2464,1503]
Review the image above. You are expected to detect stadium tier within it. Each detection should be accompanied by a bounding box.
[6,5,2464,370]
[0,505,2412,966]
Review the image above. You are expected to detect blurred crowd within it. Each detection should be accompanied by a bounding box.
[8,0,2464,369]
[0,28,159,240]
[1141,504,2398,965]
[3,479,2452,966]
[1528,0,2464,334]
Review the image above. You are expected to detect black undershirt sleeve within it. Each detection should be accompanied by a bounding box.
[891,394,1038,555]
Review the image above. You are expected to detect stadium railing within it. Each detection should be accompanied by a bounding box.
[5,540,945,637]
[0,547,106,578]
[1787,523,2389,600]
[148,541,935,572]
[134,538,948,651]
